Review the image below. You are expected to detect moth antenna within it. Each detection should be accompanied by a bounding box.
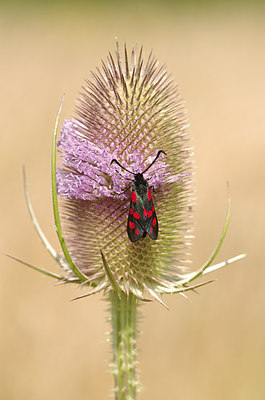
[110,159,135,175]
[142,150,166,174]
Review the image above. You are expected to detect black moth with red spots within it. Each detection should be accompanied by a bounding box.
[127,173,158,242]
[111,150,166,242]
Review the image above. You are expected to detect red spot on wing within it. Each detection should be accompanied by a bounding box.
[130,208,134,214]
[144,207,147,217]
[131,191,137,203]
[135,228,140,235]
[152,217,157,227]
[148,210,153,218]
[129,221,135,229]
[152,206,154,212]
[150,227,153,234]
[147,189,151,201]
[133,212,140,219]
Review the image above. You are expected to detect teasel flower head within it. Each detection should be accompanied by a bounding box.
[12,42,245,307]
[54,42,193,302]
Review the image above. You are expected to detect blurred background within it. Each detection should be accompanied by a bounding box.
[1,0,264,399]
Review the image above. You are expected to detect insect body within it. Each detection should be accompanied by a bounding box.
[111,150,166,242]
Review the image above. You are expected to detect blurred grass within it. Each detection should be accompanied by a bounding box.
[1,0,265,7]
[1,0,265,19]
[0,2,265,400]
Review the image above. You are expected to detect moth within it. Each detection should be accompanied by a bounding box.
[111,150,166,242]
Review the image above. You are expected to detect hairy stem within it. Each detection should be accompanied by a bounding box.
[110,291,139,400]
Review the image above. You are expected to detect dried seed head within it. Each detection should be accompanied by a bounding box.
[57,42,193,299]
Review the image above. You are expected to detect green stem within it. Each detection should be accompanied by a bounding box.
[110,291,139,400]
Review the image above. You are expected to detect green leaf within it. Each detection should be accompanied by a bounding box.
[5,253,66,281]
[51,97,88,283]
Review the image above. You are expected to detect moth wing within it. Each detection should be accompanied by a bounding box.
[142,191,159,240]
[127,194,145,242]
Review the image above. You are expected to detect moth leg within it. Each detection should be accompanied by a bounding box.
[113,185,131,196]
[148,185,160,194]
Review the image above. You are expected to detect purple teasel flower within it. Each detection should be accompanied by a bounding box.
[55,43,194,304]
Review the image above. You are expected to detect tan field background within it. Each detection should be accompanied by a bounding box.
[1,2,264,399]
